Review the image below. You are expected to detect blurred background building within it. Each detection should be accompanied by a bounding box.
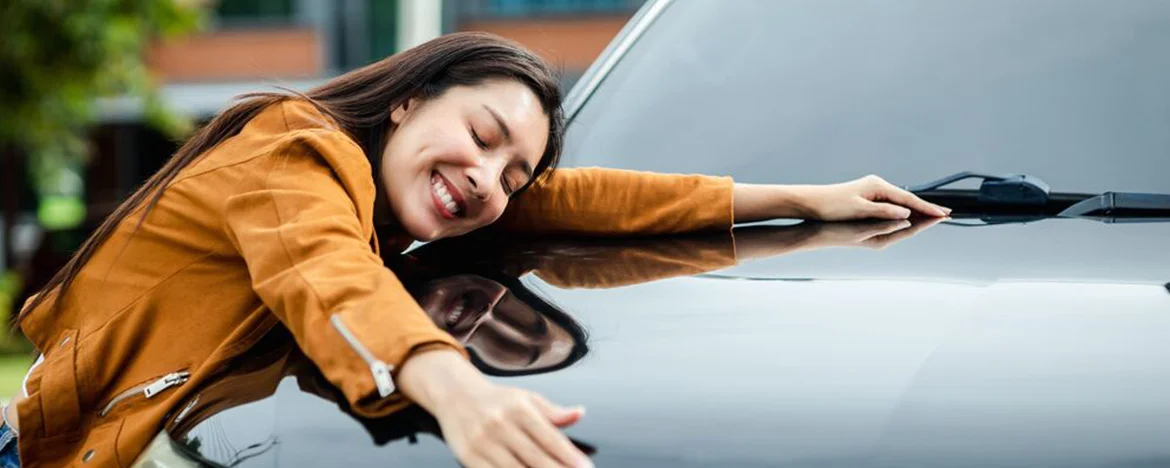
[2,0,646,291]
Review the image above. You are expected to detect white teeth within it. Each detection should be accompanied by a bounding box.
[431,175,461,214]
[446,303,465,325]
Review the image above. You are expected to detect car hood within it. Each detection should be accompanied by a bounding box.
[168,219,1170,467]
[721,217,1169,284]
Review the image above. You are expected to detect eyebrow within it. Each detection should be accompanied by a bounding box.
[483,104,534,180]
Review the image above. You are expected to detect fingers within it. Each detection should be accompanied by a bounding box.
[859,219,912,239]
[865,175,951,217]
[437,378,591,468]
[529,396,592,467]
[863,201,913,220]
[477,443,525,468]
[533,395,584,428]
[499,420,563,468]
[861,216,944,249]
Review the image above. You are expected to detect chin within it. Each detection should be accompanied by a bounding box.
[404,220,444,242]
[390,208,439,242]
[393,205,478,243]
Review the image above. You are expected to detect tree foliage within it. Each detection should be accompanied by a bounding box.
[0,0,204,227]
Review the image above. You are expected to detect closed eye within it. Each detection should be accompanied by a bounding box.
[501,176,514,196]
[470,127,488,149]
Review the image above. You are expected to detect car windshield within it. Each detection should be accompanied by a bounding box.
[564,0,1170,194]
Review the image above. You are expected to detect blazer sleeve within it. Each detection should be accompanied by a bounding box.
[529,235,739,289]
[493,167,735,236]
[223,135,466,419]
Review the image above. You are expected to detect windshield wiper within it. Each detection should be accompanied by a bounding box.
[905,171,1170,222]
[1058,192,1170,222]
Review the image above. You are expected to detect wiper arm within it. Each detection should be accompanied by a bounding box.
[906,171,1170,223]
[904,171,1052,205]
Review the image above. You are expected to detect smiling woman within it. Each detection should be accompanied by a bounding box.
[6,32,945,468]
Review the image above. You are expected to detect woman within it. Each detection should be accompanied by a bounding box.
[2,32,947,468]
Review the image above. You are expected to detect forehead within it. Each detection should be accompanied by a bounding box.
[443,80,549,166]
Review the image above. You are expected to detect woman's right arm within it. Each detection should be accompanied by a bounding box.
[223,132,590,468]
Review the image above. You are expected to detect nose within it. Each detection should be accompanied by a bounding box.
[465,170,489,202]
[463,157,506,202]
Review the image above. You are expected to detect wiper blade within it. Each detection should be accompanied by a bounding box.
[906,171,1170,223]
[1058,192,1170,219]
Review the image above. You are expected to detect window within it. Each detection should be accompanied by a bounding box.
[460,0,645,18]
[215,0,295,25]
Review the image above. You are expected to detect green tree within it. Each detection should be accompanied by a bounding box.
[0,0,204,230]
[0,0,204,336]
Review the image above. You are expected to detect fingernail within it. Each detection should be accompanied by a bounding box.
[578,458,595,468]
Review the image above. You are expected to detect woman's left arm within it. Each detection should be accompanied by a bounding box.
[733,175,950,223]
[493,167,736,235]
[495,168,948,235]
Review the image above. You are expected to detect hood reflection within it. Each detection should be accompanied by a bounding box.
[412,273,583,376]
[166,221,942,466]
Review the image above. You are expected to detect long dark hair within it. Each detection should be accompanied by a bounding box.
[22,32,565,318]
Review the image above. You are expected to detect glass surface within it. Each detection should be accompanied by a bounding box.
[367,0,399,63]
[565,0,1170,194]
[215,0,294,19]
[471,0,645,17]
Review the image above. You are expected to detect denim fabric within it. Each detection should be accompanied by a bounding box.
[0,416,19,468]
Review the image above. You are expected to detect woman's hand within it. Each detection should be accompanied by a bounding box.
[805,217,945,250]
[802,175,950,221]
[732,217,944,261]
[435,381,589,468]
[397,349,592,468]
[733,175,951,223]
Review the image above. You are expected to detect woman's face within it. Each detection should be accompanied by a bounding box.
[417,274,575,373]
[381,79,550,241]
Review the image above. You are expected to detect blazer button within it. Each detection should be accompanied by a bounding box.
[82,449,95,462]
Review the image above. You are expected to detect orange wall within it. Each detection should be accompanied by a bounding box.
[147,28,322,83]
[460,16,631,70]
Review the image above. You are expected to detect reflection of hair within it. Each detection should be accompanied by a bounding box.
[24,31,564,318]
[395,259,589,377]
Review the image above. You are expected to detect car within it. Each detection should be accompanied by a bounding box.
[134,0,1170,465]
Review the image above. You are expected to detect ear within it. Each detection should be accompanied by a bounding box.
[390,97,420,125]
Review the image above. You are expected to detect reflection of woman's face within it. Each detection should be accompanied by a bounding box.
[418,275,573,372]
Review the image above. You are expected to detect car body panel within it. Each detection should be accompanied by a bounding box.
[160,220,1169,467]
[153,0,1170,465]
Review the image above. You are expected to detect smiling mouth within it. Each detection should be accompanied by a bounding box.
[430,172,466,219]
[445,301,466,327]
[445,290,492,331]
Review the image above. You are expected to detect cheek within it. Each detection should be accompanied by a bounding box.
[421,127,480,167]
[388,124,476,169]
